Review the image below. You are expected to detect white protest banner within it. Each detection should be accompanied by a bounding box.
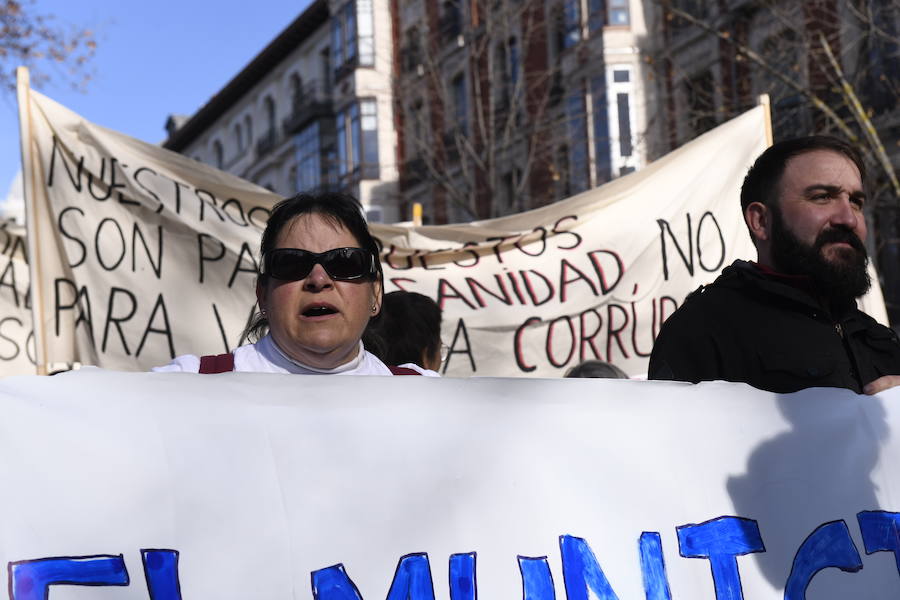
[16,68,280,372]
[371,107,768,377]
[0,220,35,374]
[18,69,764,376]
[0,371,899,599]
[18,75,889,376]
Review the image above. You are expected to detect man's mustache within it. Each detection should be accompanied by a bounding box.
[814,227,867,256]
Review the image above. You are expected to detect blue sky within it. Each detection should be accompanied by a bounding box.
[0,0,314,206]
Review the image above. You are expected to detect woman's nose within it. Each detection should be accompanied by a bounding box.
[303,263,333,290]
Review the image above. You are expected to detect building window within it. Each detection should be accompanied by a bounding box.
[588,0,604,32]
[566,89,589,194]
[296,121,322,192]
[859,3,899,115]
[244,114,253,145]
[562,0,581,49]
[336,99,379,181]
[591,75,611,184]
[332,10,344,68]
[360,100,378,173]
[402,27,422,73]
[345,2,357,66]
[332,1,374,77]
[321,47,331,90]
[608,64,635,174]
[502,168,523,212]
[213,140,224,169]
[451,74,468,135]
[264,96,276,134]
[608,0,630,26]
[495,43,509,108]
[408,99,424,156]
[366,205,384,223]
[440,1,462,41]
[287,165,298,194]
[234,123,244,152]
[289,73,302,105]
[616,92,632,157]
[357,0,374,66]
[495,38,520,116]
[508,37,520,90]
[671,0,706,33]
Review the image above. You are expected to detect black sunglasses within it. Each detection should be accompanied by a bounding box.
[263,247,377,281]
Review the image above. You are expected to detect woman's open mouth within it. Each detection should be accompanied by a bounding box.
[302,304,339,318]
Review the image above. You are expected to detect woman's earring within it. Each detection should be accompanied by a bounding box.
[371,303,377,313]
[261,308,268,317]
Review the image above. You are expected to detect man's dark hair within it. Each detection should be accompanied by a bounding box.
[363,291,442,367]
[246,191,384,341]
[740,136,866,214]
[564,360,629,379]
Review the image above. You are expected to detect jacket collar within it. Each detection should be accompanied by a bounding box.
[719,260,858,322]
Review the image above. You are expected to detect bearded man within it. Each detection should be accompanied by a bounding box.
[649,136,900,394]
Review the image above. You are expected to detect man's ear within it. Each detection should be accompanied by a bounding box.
[745,202,771,243]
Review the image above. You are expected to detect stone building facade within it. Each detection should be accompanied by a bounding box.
[163,0,650,224]
[643,0,900,322]
[163,0,401,222]
[394,0,650,222]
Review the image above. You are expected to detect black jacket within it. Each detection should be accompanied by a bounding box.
[648,260,900,393]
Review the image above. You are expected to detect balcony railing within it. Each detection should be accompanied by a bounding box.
[256,129,278,156]
[283,80,334,135]
[438,13,462,42]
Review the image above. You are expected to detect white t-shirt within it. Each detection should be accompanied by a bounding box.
[153,334,438,376]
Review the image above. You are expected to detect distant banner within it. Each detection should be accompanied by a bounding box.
[17,77,887,376]
[372,108,769,376]
[18,75,280,371]
[0,220,34,374]
[0,371,898,599]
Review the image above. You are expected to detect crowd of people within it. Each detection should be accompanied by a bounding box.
[156,135,900,394]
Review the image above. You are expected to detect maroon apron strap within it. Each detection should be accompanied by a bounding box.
[388,366,422,376]
[199,353,235,373]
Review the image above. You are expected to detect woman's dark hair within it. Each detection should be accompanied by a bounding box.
[244,191,383,342]
[564,360,628,379]
[363,291,442,366]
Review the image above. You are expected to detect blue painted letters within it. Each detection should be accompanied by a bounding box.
[560,534,620,600]
[858,510,900,575]
[449,553,476,600]
[8,554,129,600]
[783,520,862,599]
[142,549,183,600]
[639,532,672,600]
[518,556,555,600]
[677,516,764,600]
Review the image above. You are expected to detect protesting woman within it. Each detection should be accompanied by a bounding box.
[155,192,436,376]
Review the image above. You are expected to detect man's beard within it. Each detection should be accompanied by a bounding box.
[770,207,871,304]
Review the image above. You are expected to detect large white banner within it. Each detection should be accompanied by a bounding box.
[0,371,898,599]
